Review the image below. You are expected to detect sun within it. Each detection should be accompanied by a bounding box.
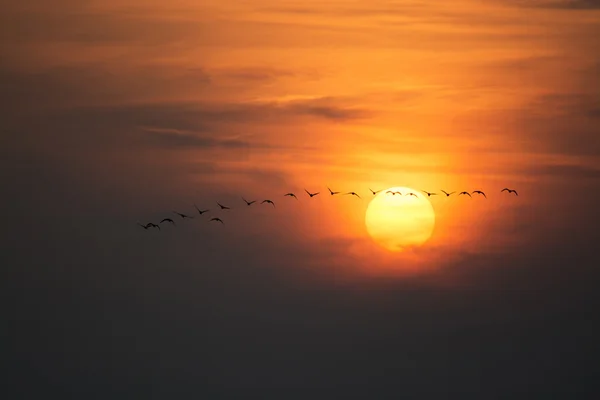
[365,187,435,252]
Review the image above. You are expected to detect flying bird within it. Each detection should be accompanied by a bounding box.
[210,217,224,224]
[284,193,298,199]
[441,190,455,197]
[147,223,160,230]
[194,204,210,215]
[328,187,340,196]
[422,190,437,197]
[217,202,231,210]
[262,199,275,207]
[501,188,518,196]
[138,223,150,230]
[305,189,320,198]
[242,197,256,206]
[369,188,382,195]
[472,190,487,198]
[386,190,401,196]
[160,218,175,225]
[173,211,193,219]
[344,191,361,198]
[458,191,472,197]
[406,192,418,197]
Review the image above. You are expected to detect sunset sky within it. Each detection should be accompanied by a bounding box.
[3,0,600,397]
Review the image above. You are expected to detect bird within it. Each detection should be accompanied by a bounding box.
[328,187,340,195]
[305,189,320,198]
[147,223,160,230]
[422,190,437,197]
[284,193,298,199]
[217,202,231,210]
[173,211,193,219]
[160,218,175,225]
[194,204,210,215]
[242,197,256,206]
[262,199,275,207]
[138,223,150,230]
[472,190,487,198]
[369,188,382,195]
[210,217,224,224]
[458,191,472,197]
[344,191,361,198]
[441,190,455,197]
[386,190,399,195]
[406,192,418,197]
[501,188,518,196]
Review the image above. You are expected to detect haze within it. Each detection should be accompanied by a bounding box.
[2,0,599,398]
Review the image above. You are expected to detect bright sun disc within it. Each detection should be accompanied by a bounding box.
[365,187,435,252]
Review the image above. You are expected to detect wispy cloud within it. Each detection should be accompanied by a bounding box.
[504,0,600,9]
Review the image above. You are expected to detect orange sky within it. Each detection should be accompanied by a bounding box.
[2,0,599,278]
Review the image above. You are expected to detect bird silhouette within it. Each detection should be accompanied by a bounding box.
[160,218,175,225]
[422,190,437,197]
[472,190,487,198]
[217,202,231,210]
[262,199,275,207]
[501,188,518,196]
[441,190,455,197]
[210,217,224,224]
[194,204,210,215]
[344,191,361,198]
[328,187,340,196]
[284,193,298,199]
[386,190,400,195]
[138,223,150,230]
[406,192,418,197]
[458,191,472,197]
[369,188,382,195]
[305,189,320,198]
[242,197,256,206]
[173,211,193,219]
[147,223,160,230]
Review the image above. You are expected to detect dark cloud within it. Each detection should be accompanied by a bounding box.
[213,67,299,82]
[139,127,266,150]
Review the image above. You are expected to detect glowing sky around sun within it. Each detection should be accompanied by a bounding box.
[2,0,599,275]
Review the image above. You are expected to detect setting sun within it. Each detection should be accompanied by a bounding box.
[365,187,436,252]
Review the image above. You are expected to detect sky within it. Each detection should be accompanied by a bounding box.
[2,0,600,398]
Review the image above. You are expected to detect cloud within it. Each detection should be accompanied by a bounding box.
[505,0,600,9]
[523,163,600,180]
[138,127,267,150]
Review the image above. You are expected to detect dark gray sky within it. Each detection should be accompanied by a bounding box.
[2,0,600,398]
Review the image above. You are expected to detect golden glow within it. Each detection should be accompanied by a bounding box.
[365,187,435,252]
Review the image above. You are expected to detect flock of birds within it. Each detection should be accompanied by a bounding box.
[137,186,518,230]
